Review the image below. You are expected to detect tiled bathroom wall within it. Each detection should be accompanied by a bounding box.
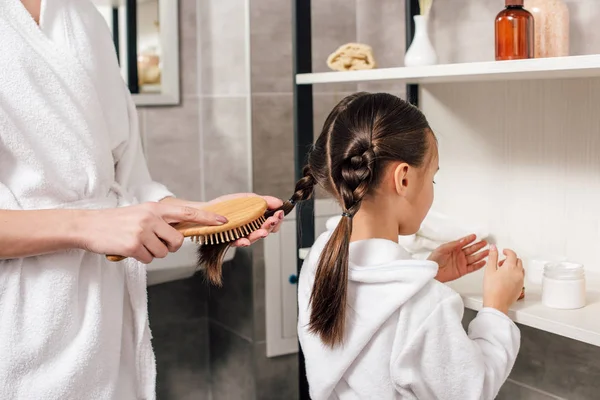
[142,0,252,399]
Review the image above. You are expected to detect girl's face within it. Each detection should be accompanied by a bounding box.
[393,133,439,235]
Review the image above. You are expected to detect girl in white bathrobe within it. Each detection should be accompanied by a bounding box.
[283,92,525,400]
[0,1,283,399]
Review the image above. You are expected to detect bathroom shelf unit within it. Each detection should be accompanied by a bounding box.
[296,54,600,85]
[297,249,600,347]
[446,270,600,348]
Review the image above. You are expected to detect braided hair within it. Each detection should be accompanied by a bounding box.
[289,92,432,346]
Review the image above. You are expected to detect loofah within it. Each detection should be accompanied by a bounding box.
[326,43,376,72]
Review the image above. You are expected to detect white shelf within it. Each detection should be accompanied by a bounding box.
[448,269,600,347]
[296,55,600,85]
[298,247,600,347]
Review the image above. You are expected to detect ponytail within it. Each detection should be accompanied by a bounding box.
[308,147,374,347]
[308,214,352,347]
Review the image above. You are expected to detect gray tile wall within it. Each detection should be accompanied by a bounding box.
[148,274,210,400]
[464,309,600,399]
[142,0,253,398]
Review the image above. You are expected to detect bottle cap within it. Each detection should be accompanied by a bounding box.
[506,0,524,5]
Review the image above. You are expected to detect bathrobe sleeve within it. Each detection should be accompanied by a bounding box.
[392,293,520,400]
[112,90,174,203]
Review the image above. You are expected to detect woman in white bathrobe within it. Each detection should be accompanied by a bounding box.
[0,1,284,399]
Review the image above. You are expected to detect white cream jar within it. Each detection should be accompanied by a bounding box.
[541,262,586,310]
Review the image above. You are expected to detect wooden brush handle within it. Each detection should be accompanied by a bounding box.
[106,255,126,262]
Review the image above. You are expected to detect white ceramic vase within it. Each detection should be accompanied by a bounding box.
[404,15,438,67]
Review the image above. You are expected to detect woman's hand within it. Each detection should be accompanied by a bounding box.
[78,202,227,263]
[428,234,489,283]
[483,246,525,315]
[161,193,285,248]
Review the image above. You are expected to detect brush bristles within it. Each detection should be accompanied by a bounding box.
[190,216,267,246]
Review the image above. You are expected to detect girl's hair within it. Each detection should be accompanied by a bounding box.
[198,93,432,341]
[283,92,433,347]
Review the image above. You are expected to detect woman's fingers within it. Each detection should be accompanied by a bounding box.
[142,232,169,259]
[271,211,285,233]
[158,204,227,225]
[261,195,284,210]
[232,238,251,247]
[154,222,185,252]
[245,228,269,244]
[133,246,154,264]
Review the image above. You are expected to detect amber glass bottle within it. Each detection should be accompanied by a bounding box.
[495,0,535,61]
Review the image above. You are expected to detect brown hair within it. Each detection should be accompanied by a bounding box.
[283,92,432,347]
[198,244,228,286]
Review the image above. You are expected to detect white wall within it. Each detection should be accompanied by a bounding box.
[423,78,600,271]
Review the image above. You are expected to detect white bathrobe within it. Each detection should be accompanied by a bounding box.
[298,232,521,400]
[0,0,172,398]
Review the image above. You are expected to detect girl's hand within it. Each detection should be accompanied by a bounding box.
[483,246,525,315]
[79,202,226,264]
[161,193,285,248]
[429,234,489,283]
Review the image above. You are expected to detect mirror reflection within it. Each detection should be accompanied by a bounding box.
[93,0,179,105]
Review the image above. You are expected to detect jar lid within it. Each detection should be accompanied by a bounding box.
[544,262,585,280]
[506,0,524,6]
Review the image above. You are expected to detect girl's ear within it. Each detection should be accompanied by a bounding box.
[393,162,411,197]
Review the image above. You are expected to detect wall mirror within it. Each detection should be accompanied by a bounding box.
[93,0,180,106]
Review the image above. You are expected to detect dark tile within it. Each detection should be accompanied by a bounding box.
[250,0,293,93]
[509,325,551,393]
[463,309,600,399]
[254,341,299,400]
[148,274,208,327]
[537,326,600,400]
[208,247,254,340]
[497,380,558,400]
[152,317,210,400]
[209,321,255,400]
[251,94,295,200]
[310,0,358,93]
[179,0,197,96]
[356,0,407,92]
[201,97,252,199]
[145,97,202,200]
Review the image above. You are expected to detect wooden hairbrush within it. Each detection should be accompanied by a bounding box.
[106,197,272,262]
